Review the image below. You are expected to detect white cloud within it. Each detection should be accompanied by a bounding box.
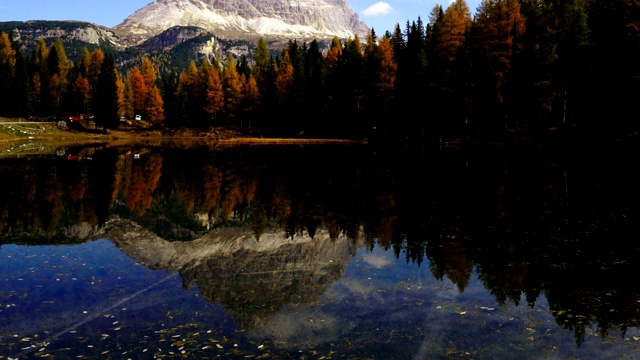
[362,2,393,16]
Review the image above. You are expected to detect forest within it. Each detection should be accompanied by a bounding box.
[0,0,638,141]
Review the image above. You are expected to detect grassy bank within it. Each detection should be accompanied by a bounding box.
[0,117,365,157]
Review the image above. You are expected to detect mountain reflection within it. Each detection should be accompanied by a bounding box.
[102,218,356,329]
[1,143,640,344]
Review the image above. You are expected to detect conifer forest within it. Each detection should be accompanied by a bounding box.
[0,0,638,142]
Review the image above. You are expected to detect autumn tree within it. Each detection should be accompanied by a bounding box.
[275,49,294,110]
[324,36,342,93]
[87,49,104,109]
[204,65,224,126]
[140,57,157,89]
[120,76,134,119]
[29,38,49,115]
[370,36,397,114]
[129,67,148,117]
[76,47,91,77]
[429,0,472,130]
[242,73,261,127]
[145,85,165,126]
[175,60,210,127]
[222,53,244,121]
[71,74,91,116]
[46,39,70,116]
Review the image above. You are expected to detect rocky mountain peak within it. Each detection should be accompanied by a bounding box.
[113,0,369,44]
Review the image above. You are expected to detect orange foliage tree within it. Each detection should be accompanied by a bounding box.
[129,67,148,117]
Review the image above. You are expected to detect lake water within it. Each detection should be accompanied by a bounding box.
[1,140,640,359]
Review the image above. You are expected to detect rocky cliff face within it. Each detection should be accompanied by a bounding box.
[2,20,122,49]
[113,0,369,44]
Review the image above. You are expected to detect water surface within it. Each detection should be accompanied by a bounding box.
[2,142,640,359]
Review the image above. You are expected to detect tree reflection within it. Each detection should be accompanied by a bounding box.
[1,143,640,344]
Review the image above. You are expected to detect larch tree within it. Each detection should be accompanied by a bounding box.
[29,38,49,115]
[253,37,271,89]
[145,85,165,126]
[120,77,134,119]
[372,36,397,112]
[140,57,157,89]
[88,49,104,91]
[72,74,91,117]
[77,47,91,78]
[324,36,342,86]
[204,66,224,126]
[242,74,261,127]
[275,49,294,108]
[129,67,148,117]
[438,0,472,64]
[222,53,244,121]
[46,39,70,116]
[431,0,472,129]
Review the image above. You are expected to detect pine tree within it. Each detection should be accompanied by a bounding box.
[94,52,119,130]
[470,0,525,128]
[0,31,17,117]
[10,38,30,117]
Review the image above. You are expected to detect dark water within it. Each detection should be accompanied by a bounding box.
[1,141,640,359]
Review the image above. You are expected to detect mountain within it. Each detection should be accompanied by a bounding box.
[0,20,123,51]
[1,0,369,73]
[113,0,369,46]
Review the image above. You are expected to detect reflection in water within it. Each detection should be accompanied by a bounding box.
[102,219,356,329]
[1,142,640,350]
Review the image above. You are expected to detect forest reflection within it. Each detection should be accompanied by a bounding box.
[1,142,640,344]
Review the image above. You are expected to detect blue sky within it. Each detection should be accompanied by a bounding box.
[0,0,483,36]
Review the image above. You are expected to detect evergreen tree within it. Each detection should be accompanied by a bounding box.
[10,38,30,117]
[94,52,119,130]
[470,0,525,129]
[0,31,17,117]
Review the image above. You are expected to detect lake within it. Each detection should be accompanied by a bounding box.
[1,139,640,359]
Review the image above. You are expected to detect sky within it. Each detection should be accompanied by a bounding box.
[0,0,483,36]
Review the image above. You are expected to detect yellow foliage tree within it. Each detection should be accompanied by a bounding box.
[275,50,294,106]
[223,54,244,118]
[204,67,224,125]
[145,85,165,125]
[129,67,148,116]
